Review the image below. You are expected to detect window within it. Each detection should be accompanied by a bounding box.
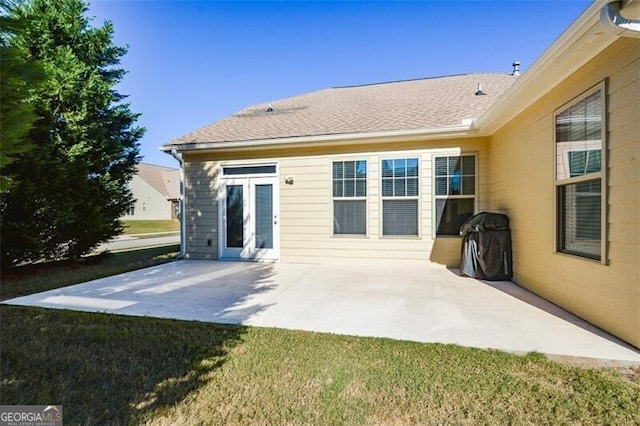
[381,158,419,236]
[172,200,180,220]
[223,165,277,175]
[555,85,605,260]
[333,160,367,235]
[434,155,476,236]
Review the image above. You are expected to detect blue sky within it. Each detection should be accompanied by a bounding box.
[88,0,591,168]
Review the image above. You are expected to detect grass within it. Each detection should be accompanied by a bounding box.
[1,307,639,425]
[0,245,180,301]
[122,220,179,235]
[1,249,638,424]
[0,307,241,424]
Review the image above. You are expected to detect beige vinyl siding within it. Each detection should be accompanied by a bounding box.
[183,161,220,259]
[280,144,488,264]
[488,38,640,348]
[182,138,489,265]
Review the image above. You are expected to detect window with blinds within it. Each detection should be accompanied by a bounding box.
[434,154,476,236]
[381,158,419,236]
[555,85,605,261]
[333,160,367,235]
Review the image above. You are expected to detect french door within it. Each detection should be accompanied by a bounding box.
[220,176,279,260]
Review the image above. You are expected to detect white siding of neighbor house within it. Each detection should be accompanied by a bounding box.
[182,138,490,265]
[125,174,174,220]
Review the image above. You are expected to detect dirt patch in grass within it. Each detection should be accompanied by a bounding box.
[149,329,640,425]
[547,354,640,384]
[2,251,638,424]
[2,311,639,425]
[616,365,640,383]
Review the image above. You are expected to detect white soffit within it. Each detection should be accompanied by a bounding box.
[171,123,479,154]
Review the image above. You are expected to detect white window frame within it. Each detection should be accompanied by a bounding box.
[332,159,367,236]
[217,162,280,261]
[432,153,477,237]
[380,157,420,238]
[554,81,607,263]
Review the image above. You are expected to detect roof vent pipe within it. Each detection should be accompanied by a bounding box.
[512,61,521,76]
[475,82,486,96]
[600,0,640,38]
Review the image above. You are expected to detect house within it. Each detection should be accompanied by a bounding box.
[162,0,640,349]
[123,163,180,220]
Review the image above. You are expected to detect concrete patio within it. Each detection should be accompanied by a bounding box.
[3,259,639,363]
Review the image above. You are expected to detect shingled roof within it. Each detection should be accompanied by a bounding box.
[136,163,180,200]
[164,73,518,148]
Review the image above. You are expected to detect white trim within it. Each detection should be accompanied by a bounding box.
[250,176,280,261]
[218,163,280,261]
[218,161,279,177]
[163,124,477,153]
[330,159,369,237]
[379,157,421,238]
[476,0,619,135]
[218,178,248,259]
[162,2,632,156]
[432,153,478,238]
[553,81,607,263]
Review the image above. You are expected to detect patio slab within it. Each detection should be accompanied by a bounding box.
[3,259,639,362]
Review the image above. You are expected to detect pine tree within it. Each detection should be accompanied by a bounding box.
[0,0,41,193]
[1,0,144,266]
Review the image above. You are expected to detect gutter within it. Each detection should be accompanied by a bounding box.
[161,123,478,154]
[475,0,638,135]
[168,149,186,259]
[600,0,640,38]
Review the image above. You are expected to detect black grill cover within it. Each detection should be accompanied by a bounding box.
[460,212,512,281]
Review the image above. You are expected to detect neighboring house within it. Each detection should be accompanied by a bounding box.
[124,163,180,220]
[162,0,640,349]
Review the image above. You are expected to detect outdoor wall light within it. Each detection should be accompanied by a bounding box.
[285,176,294,185]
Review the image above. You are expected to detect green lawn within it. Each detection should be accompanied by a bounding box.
[122,220,179,235]
[0,245,180,301]
[1,307,638,425]
[1,248,639,424]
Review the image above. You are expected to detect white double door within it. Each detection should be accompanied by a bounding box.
[220,176,279,260]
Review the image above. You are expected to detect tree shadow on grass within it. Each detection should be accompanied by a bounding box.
[0,245,180,301]
[0,305,246,424]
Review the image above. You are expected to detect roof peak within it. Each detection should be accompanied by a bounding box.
[138,162,179,171]
[163,72,518,148]
[332,73,512,90]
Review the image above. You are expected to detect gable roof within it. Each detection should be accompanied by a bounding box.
[163,73,518,151]
[136,163,180,200]
[162,0,636,154]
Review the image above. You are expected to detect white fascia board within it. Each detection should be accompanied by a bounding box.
[476,0,619,135]
[161,123,479,154]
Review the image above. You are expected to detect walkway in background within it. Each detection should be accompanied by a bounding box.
[96,233,180,252]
